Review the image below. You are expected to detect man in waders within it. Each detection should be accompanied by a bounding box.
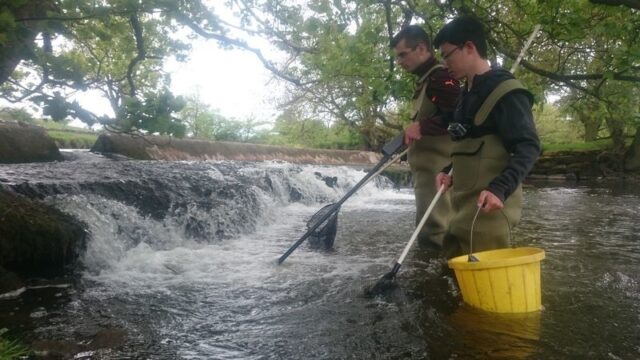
[433,15,541,259]
[390,26,461,249]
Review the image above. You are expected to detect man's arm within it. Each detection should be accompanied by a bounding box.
[486,90,541,202]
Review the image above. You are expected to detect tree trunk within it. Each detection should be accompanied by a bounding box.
[606,115,626,153]
[624,127,640,171]
[577,109,602,142]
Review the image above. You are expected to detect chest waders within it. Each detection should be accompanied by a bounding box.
[408,64,453,248]
[443,79,527,259]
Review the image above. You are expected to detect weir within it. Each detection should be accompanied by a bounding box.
[1,150,395,273]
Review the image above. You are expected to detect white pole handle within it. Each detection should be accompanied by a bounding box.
[396,168,452,265]
[510,24,541,74]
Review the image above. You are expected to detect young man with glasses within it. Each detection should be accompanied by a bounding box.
[390,25,461,249]
[433,15,540,258]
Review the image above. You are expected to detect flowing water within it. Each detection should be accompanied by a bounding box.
[1,151,639,359]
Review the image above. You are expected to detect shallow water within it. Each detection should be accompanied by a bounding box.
[1,155,639,359]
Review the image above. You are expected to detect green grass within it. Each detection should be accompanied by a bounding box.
[32,120,99,149]
[542,138,633,154]
[0,336,30,360]
[46,130,98,149]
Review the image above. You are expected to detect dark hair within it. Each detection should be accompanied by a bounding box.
[390,25,432,51]
[433,15,488,58]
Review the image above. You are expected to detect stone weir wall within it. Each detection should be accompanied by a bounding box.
[92,133,383,165]
[0,121,62,163]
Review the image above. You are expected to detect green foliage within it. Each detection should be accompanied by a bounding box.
[0,11,16,46]
[261,108,362,149]
[0,1,214,136]
[2,0,639,147]
[0,107,35,123]
[533,104,584,144]
[211,118,244,142]
[0,334,30,359]
[41,92,69,122]
[116,90,186,136]
[241,0,640,150]
[542,138,631,153]
[178,94,250,141]
[241,0,417,149]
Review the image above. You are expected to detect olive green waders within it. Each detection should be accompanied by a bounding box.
[408,64,452,248]
[442,79,528,259]
[443,135,523,259]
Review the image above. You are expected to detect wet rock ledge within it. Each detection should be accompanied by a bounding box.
[0,189,86,294]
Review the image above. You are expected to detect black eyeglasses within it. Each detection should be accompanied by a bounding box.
[441,46,462,61]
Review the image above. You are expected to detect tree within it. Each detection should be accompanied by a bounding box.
[533,103,584,145]
[231,0,419,150]
[2,0,187,134]
[0,106,36,123]
[232,0,639,150]
[263,105,360,149]
[0,0,284,136]
[2,0,639,149]
[180,93,217,139]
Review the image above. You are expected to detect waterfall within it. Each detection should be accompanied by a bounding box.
[1,151,403,274]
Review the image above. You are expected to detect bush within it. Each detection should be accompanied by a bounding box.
[533,104,584,145]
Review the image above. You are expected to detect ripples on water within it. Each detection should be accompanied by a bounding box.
[1,155,639,359]
[515,184,640,359]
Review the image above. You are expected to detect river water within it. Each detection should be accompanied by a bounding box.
[1,151,639,359]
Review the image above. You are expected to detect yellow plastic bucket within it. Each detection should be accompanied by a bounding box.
[448,247,545,313]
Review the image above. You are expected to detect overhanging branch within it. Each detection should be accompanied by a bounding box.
[488,38,640,99]
[127,13,145,97]
[589,0,640,10]
[172,13,302,86]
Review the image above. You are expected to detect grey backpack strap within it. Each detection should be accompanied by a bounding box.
[412,64,445,120]
[473,79,526,126]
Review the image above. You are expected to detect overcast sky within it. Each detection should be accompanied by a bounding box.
[67,4,286,128]
[165,38,283,122]
[67,37,284,129]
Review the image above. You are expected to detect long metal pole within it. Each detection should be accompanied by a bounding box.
[277,147,408,264]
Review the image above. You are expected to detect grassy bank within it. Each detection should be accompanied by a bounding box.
[34,120,99,149]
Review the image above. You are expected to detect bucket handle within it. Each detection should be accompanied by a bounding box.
[468,205,516,262]
[468,207,481,262]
